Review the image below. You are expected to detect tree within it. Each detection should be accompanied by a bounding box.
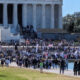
[68,22,74,33]
[63,12,80,33]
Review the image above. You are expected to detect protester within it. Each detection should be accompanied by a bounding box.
[78,61,80,75]
[60,59,65,74]
[1,58,5,67]
[73,61,78,76]
[40,60,43,73]
[5,58,10,67]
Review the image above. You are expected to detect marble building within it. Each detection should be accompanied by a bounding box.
[0,0,63,40]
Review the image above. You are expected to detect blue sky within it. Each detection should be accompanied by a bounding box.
[63,0,80,16]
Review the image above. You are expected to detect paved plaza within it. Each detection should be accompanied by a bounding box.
[9,62,80,77]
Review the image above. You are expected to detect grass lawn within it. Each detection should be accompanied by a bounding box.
[0,67,80,80]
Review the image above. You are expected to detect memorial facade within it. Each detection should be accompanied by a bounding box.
[0,0,63,31]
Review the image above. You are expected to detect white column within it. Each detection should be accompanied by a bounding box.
[51,4,54,29]
[22,4,27,27]
[33,4,36,31]
[42,4,45,29]
[3,3,8,28]
[13,4,18,29]
[59,4,63,29]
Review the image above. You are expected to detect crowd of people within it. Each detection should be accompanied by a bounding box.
[20,25,37,39]
[0,39,80,76]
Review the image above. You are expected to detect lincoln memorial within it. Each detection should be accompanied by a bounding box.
[0,0,63,40]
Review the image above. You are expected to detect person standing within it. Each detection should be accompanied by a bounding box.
[60,59,65,74]
[5,58,10,67]
[73,61,78,76]
[18,58,23,68]
[78,61,80,75]
[65,59,68,70]
[1,58,5,67]
[40,60,43,73]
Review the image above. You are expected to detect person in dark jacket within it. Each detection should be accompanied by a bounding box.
[73,61,78,76]
[32,58,37,69]
[25,58,29,68]
[18,58,23,68]
[60,59,65,74]
[77,61,80,75]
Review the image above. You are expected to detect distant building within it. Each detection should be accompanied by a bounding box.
[74,12,80,18]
